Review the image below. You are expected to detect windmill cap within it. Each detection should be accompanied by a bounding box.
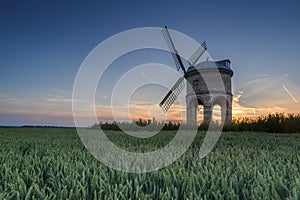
[186,59,233,76]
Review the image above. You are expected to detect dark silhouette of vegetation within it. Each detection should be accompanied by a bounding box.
[224,113,300,133]
[91,113,300,133]
[91,118,181,131]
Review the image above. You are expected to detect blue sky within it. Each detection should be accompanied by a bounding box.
[0,0,300,126]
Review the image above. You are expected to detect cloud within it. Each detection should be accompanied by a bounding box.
[1,74,299,126]
[93,99,185,123]
[0,107,72,117]
[233,75,300,118]
[282,84,298,103]
[0,89,75,125]
[45,98,72,103]
[0,93,9,98]
[70,73,300,123]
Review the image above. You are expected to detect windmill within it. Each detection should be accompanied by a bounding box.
[159,26,207,112]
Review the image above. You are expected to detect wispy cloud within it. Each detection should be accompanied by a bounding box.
[140,72,153,82]
[233,75,300,118]
[282,84,298,103]
[0,89,74,125]
[0,107,72,117]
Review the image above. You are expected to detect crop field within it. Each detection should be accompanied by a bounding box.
[0,127,299,199]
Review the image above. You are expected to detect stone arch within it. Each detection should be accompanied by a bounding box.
[212,96,231,124]
[186,96,200,125]
[186,95,210,125]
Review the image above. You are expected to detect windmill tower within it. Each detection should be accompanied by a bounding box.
[159,26,233,125]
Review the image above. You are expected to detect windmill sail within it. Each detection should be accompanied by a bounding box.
[159,77,185,112]
[159,26,207,113]
[188,41,207,66]
[162,26,186,74]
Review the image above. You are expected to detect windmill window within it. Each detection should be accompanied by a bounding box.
[193,80,200,91]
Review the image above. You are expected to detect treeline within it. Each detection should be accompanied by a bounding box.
[91,113,300,133]
[91,118,181,131]
[225,113,300,133]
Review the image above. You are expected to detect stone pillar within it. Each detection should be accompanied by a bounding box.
[204,105,212,122]
[226,106,232,123]
[187,103,197,125]
[221,104,227,124]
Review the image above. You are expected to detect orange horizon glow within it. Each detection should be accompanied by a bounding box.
[1,74,299,126]
[94,92,300,123]
[0,97,299,126]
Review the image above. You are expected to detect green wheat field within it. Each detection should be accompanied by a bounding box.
[0,127,299,199]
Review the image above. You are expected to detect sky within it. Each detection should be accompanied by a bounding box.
[0,0,300,126]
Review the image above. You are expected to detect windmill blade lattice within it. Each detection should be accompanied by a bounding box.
[159,77,185,112]
[188,41,207,66]
[162,27,186,74]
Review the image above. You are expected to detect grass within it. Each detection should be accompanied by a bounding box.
[0,127,299,199]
